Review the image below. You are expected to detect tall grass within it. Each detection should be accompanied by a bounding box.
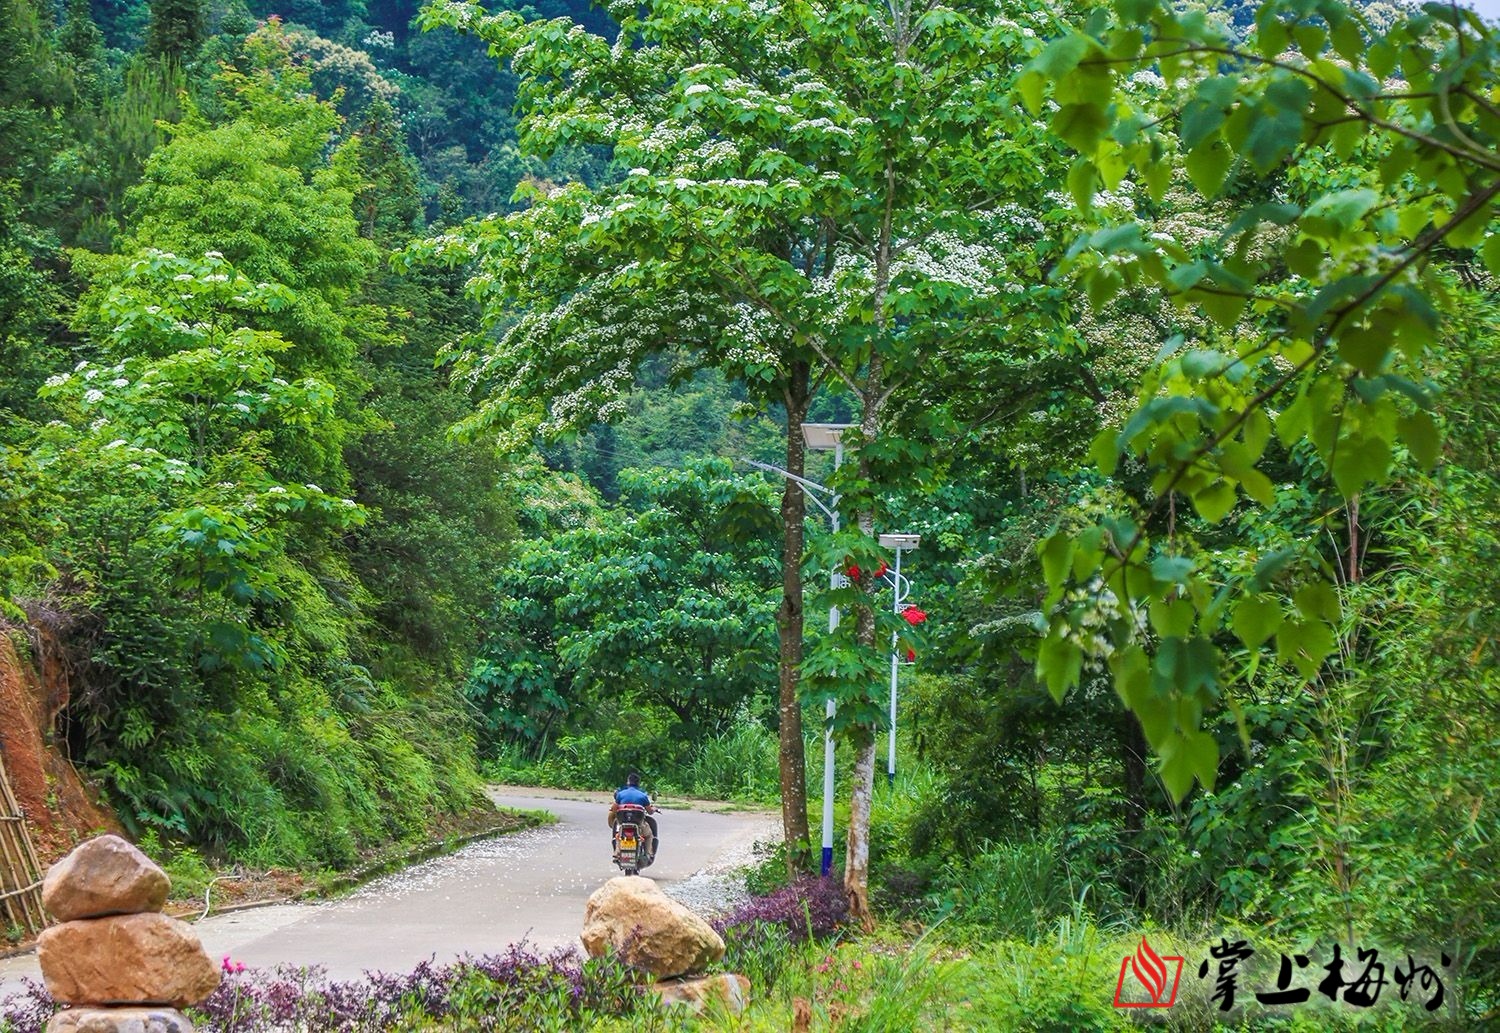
[938,833,1086,942]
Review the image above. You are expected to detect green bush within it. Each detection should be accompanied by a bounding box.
[938,833,1086,942]
[680,712,780,802]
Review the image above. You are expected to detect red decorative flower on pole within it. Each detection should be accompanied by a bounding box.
[906,648,916,663]
[901,606,927,626]
[874,561,889,578]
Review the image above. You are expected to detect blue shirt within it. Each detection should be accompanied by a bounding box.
[615,785,651,808]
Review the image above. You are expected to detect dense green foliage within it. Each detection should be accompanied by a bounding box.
[0,0,534,866]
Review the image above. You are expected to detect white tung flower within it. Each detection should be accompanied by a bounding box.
[84,389,104,404]
[684,83,712,96]
[104,439,127,449]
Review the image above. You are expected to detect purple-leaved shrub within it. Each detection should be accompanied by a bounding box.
[713,875,848,944]
[0,979,51,1033]
[711,876,849,991]
[3,944,645,1033]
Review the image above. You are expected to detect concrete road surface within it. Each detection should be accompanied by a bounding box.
[0,787,775,988]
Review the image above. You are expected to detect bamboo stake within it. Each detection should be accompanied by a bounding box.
[0,752,46,934]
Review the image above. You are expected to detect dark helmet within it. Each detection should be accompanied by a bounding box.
[626,771,640,786]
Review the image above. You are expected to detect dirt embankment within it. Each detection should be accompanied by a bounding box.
[0,622,119,864]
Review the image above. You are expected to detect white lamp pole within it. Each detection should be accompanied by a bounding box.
[743,424,852,878]
[804,425,849,878]
[820,435,842,876]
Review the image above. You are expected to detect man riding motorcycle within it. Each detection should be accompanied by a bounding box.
[608,771,658,865]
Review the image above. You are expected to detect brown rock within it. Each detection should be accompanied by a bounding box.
[45,1008,195,1033]
[581,876,725,978]
[42,836,170,921]
[654,973,751,1015]
[793,996,813,1033]
[38,913,221,1007]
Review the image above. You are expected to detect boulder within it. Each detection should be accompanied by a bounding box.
[654,973,751,1015]
[38,913,221,1008]
[45,1008,195,1033]
[42,836,170,922]
[581,877,725,978]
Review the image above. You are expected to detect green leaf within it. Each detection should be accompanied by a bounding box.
[1187,729,1219,791]
[1277,617,1335,680]
[1482,235,1500,278]
[1031,33,1091,78]
[1038,629,1083,702]
[1091,428,1121,475]
[1040,534,1074,590]
[1195,288,1247,328]
[1397,411,1440,468]
[1192,479,1238,523]
[1302,188,1379,237]
[1294,581,1341,623]
[1338,321,1396,375]
[1111,643,1150,708]
[1331,433,1392,497]
[1159,736,1196,800]
[1149,599,1195,638]
[1151,555,1195,584]
[1251,548,1297,588]
[1016,71,1046,115]
[1185,139,1232,196]
[1054,103,1110,152]
[1232,595,1283,649]
[1068,157,1098,209]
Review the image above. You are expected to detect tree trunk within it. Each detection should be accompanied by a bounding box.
[777,361,813,874]
[845,722,877,930]
[843,401,882,931]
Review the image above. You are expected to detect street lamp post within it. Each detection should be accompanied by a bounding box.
[802,424,850,878]
[742,423,852,878]
[877,533,920,787]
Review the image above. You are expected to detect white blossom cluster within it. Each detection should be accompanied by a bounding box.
[895,231,1006,295]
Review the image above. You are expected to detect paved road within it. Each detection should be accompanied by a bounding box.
[0,787,775,987]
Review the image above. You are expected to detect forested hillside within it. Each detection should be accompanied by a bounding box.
[0,0,573,865]
[0,0,1496,1025]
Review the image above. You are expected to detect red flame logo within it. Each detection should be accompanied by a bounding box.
[1113,937,1184,1009]
[1131,938,1168,1002]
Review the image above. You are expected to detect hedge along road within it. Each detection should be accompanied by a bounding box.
[0,787,777,986]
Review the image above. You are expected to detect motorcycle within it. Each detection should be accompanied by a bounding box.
[612,803,656,875]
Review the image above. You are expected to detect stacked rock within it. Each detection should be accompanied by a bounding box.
[581,876,750,1016]
[37,835,221,1033]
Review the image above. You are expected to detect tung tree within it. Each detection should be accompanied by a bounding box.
[410,0,1070,923]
